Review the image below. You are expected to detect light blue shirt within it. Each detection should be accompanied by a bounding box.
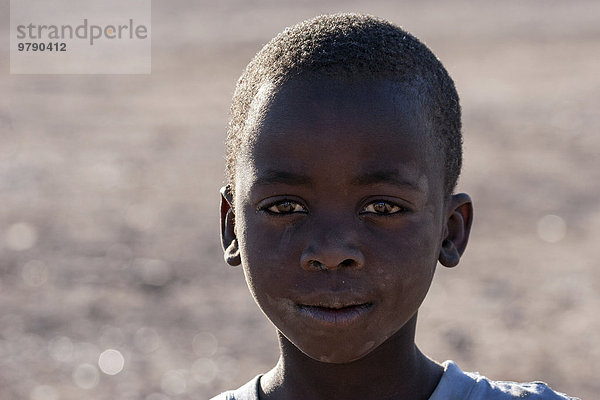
[210,360,578,399]
[429,361,577,399]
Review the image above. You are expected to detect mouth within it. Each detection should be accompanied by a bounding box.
[295,302,373,326]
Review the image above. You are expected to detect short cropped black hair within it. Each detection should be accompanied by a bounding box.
[226,13,462,196]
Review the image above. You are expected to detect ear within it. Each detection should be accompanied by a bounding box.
[220,185,241,266]
[439,193,473,268]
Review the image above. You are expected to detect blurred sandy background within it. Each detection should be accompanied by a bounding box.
[1,0,599,399]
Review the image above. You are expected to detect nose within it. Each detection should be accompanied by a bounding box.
[300,223,365,271]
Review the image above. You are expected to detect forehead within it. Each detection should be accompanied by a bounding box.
[236,77,443,196]
[248,77,429,138]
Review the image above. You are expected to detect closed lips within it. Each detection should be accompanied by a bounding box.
[296,302,373,325]
[298,303,372,310]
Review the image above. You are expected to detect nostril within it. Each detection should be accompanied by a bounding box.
[305,259,358,271]
[307,259,357,271]
[309,260,327,271]
[301,246,365,271]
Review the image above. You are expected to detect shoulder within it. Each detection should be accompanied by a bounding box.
[209,375,262,400]
[429,361,579,400]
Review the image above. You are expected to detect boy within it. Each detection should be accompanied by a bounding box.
[213,13,577,400]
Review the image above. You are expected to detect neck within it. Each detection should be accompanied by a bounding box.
[260,315,443,400]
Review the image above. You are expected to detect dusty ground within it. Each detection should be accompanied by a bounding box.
[1,0,599,399]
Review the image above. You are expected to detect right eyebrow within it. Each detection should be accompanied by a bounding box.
[253,169,313,186]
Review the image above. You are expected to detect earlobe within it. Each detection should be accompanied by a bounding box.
[220,185,241,266]
[439,193,473,268]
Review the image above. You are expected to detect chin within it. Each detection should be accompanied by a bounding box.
[299,339,379,364]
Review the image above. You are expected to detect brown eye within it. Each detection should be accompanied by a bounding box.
[361,201,404,215]
[266,200,307,214]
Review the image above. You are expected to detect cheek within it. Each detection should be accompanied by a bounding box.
[369,216,439,268]
[238,213,302,292]
[242,220,298,265]
[367,216,439,303]
[237,214,308,330]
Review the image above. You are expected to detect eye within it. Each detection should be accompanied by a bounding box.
[361,200,406,215]
[263,200,307,215]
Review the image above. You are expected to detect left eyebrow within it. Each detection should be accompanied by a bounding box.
[350,170,424,192]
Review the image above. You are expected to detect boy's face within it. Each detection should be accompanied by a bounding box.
[221,77,471,363]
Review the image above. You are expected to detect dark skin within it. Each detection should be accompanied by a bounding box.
[220,77,473,400]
